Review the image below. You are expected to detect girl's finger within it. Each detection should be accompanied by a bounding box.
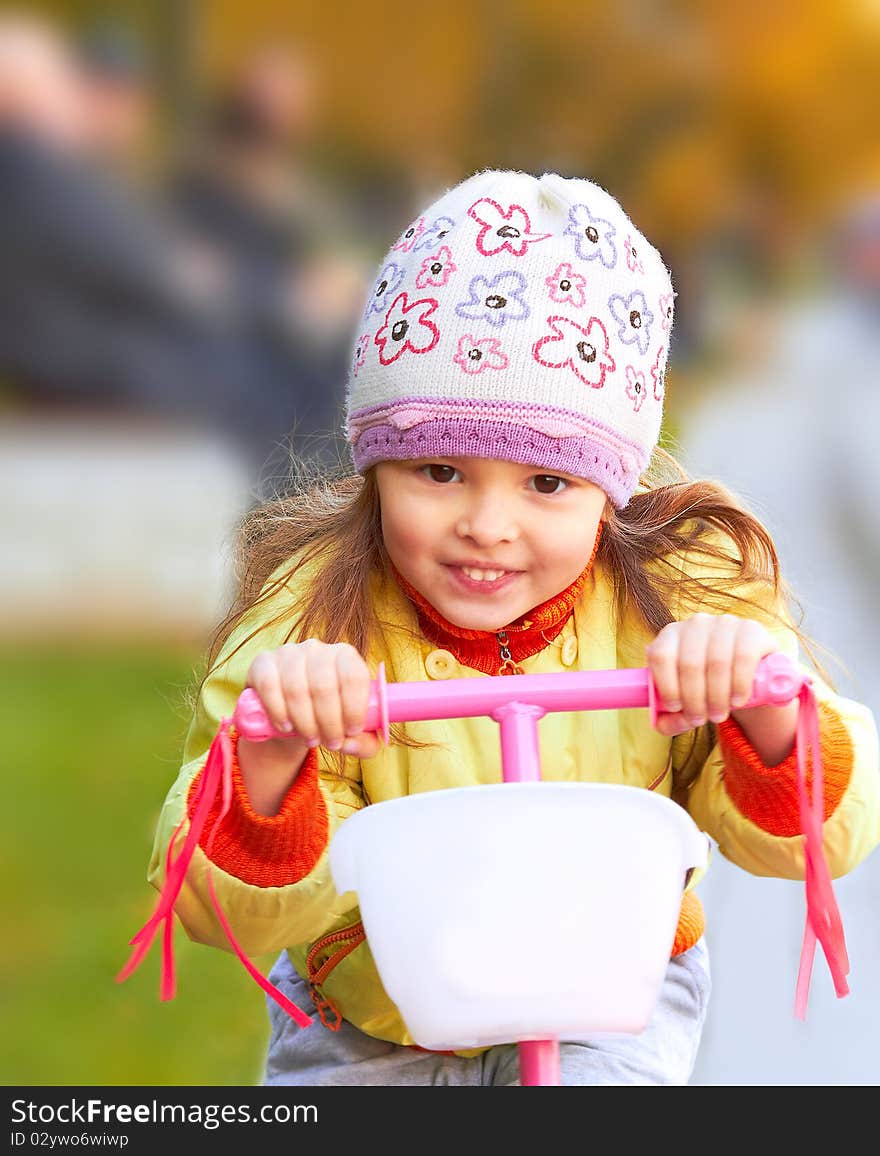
[276,643,320,743]
[305,646,347,750]
[646,623,683,714]
[730,621,774,708]
[246,651,294,735]
[341,730,382,759]
[654,710,692,738]
[705,614,739,722]
[334,644,372,737]
[676,613,713,724]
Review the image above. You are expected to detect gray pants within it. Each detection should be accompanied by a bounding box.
[263,938,711,1086]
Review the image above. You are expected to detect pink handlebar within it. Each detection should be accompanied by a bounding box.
[233,651,804,744]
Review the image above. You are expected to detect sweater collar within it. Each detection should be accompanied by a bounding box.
[389,522,603,676]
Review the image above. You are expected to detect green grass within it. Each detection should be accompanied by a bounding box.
[0,642,279,1085]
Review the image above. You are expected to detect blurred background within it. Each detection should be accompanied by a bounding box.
[2,0,878,1086]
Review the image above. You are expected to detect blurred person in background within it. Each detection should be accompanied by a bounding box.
[0,15,360,492]
[0,14,237,439]
[167,41,370,488]
[681,188,880,1085]
[72,20,155,175]
[0,12,84,148]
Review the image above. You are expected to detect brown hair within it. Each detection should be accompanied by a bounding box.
[193,444,837,767]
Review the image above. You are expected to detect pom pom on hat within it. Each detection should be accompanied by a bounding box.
[345,169,674,508]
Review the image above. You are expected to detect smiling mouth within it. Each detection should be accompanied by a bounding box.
[457,566,511,582]
[444,564,522,591]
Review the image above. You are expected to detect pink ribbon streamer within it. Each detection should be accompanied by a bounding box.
[793,681,850,1018]
[116,719,313,1028]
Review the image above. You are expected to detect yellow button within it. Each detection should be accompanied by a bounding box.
[425,648,457,679]
[561,636,578,666]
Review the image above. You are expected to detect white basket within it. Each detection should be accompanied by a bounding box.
[329,782,709,1050]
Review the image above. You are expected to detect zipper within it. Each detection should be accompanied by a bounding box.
[496,629,525,676]
[305,921,366,1030]
[496,611,572,675]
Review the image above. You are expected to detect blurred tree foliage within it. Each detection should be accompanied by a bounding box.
[199,0,879,249]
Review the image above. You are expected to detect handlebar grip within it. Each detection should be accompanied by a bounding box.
[233,674,386,743]
[650,651,803,726]
[749,652,803,706]
[232,688,291,741]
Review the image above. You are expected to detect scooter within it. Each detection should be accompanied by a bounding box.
[120,653,848,1085]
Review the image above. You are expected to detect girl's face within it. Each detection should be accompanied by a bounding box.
[375,456,608,632]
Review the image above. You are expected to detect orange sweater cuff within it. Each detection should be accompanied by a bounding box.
[671,890,705,957]
[717,700,854,837]
[185,729,329,887]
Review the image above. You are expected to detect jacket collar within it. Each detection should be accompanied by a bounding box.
[389,523,603,676]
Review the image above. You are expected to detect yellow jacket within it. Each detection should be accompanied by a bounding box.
[147,541,880,1051]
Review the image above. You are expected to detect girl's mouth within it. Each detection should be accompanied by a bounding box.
[444,565,521,595]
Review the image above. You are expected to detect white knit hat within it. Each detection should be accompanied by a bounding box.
[345,169,674,507]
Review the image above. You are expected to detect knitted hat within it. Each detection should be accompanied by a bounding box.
[344,169,674,508]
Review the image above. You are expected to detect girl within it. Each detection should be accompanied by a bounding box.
[124,169,880,1086]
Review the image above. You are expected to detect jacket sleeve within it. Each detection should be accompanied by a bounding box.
[668,533,880,881]
[147,568,367,954]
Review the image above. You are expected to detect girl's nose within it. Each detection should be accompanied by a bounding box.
[455,498,520,546]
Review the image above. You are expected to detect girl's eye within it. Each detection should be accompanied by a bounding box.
[421,464,460,484]
[530,474,568,495]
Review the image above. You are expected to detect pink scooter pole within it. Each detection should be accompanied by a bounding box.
[493,700,561,1085]
[232,651,845,1085]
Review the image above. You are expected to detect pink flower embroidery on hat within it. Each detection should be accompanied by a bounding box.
[546,261,587,308]
[625,236,645,274]
[415,245,457,289]
[651,345,667,400]
[532,315,616,389]
[468,198,551,257]
[374,292,440,366]
[625,365,647,412]
[353,333,369,376]
[393,216,426,253]
[453,334,508,375]
[659,292,674,333]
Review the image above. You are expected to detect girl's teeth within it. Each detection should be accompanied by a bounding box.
[462,568,506,582]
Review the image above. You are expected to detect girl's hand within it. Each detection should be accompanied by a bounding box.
[645,613,777,738]
[245,639,382,758]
